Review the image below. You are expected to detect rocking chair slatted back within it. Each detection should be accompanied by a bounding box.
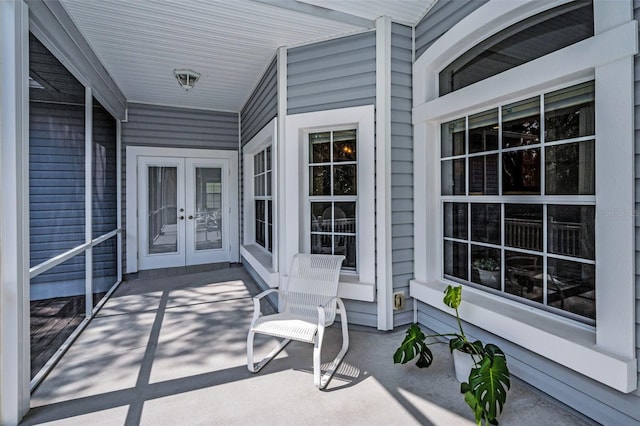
[283,254,344,324]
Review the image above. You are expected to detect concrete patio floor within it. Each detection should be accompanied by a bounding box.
[22,266,594,426]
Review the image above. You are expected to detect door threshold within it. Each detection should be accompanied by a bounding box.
[125,262,230,280]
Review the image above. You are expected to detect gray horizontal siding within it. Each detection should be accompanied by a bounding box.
[29,103,85,268]
[122,103,239,150]
[344,300,377,328]
[120,103,240,272]
[414,0,488,60]
[287,31,376,115]
[391,23,414,327]
[241,55,277,145]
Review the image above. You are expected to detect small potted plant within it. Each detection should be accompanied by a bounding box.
[393,285,510,425]
[473,257,500,288]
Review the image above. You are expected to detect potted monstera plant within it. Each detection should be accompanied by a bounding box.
[393,285,510,425]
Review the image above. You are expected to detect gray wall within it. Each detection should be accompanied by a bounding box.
[414,0,488,61]
[121,103,239,273]
[411,0,640,423]
[286,32,377,327]
[241,55,277,145]
[287,31,376,115]
[391,23,414,327]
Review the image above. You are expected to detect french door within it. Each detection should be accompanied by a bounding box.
[138,156,230,270]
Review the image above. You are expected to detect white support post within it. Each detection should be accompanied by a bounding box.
[375,16,393,330]
[85,87,93,316]
[0,0,31,423]
[276,46,288,288]
[116,120,123,282]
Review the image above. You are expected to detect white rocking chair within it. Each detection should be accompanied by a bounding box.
[247,254,349,389]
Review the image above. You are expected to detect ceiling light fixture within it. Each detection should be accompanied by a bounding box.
[174,69,200,91]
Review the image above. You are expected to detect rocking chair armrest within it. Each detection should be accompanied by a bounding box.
[251,289,283,324]
[317,296,340,327]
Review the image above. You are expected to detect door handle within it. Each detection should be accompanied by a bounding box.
[179,216,185,220]
[188,215,194,219]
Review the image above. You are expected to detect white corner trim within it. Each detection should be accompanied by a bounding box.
[375,16,393,330]
[276,46,287,276]
[411,280,637,393]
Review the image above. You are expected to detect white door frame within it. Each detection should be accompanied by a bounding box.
[126,146,239,273]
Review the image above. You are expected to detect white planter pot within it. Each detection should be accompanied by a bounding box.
[453,349,480,383]
[477,269,500,289]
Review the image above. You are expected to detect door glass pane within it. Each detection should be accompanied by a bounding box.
[148,166,178,254]
[194,167,222,251]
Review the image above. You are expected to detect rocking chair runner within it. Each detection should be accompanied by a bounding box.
[246,254,349,389]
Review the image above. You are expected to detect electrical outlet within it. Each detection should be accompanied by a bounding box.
[393,291,405,310]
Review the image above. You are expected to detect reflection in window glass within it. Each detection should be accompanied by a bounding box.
[505,251,543,301]
[502,148,540,194]
[469,109,498,153]
[441,159,465,195]
[441,118,466,157]
[502,97,540,148]
[545,81,595,142]
[444,240,468,280]
[548,205,594,260]
[471,246,501,290]
[444,202,468,240]
[471,203,500,244]
[547,258,595,319]
[469,154,498,195]
[546,141,595,195]
[333,130,357,162]
[505,204,543,252]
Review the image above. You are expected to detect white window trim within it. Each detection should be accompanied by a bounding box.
[241,118,279,287]
[284,105,375,302]
[412,0,638,393]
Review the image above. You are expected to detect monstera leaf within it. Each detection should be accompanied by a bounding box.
[443,284,462,310]
[462,344,510,425]
[393,324,434,368]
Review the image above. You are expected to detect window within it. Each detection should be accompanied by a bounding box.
[308,129,357,270]
[442,81,596,321]
[439,0,593,96]
[240,118,278,288]
[412,0,636,392]
[254,147,272,252]
[285,105,375,301]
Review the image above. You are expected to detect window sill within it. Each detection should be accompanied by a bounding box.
[410,279,637,393]
[338,273,375,302]
[241,245,279,288]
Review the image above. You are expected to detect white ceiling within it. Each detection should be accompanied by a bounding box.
[60,0,434,113]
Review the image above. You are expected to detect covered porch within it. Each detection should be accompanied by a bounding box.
[23,266,589,425]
